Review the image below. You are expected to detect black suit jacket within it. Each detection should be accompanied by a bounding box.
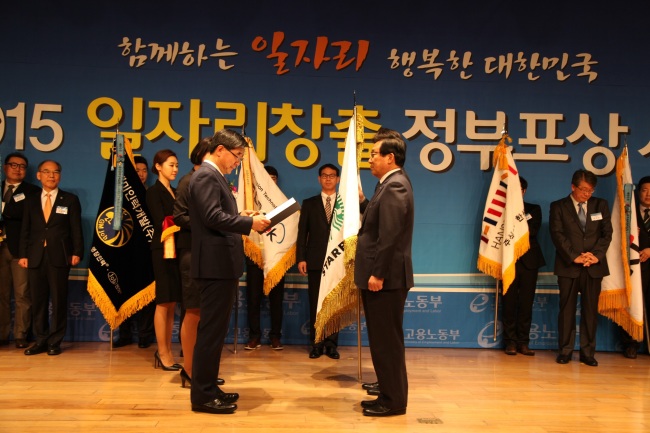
[188,162,253,279]
[518,202,546,270]
[2,180,41,257]
[146,179,176,252]
[173,169,194,250]
[296,194,334,271]
[549,195,612,278]
[19,188,84,267]
[354,170,414,291]
[638,205,650,274]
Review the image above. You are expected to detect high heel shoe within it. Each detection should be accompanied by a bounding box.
[179,368,226,388]
[180,368,191,388]
[154,350,181,371]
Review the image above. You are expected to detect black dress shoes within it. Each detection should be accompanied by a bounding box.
[362,403,406,417]
[362,381,379,390]
[367,387,381,396]
[24,343,47,355]
[504,342,517,355]
[361,398,379,408]
[556,354,571,364]
[216,378,225,385]
[191,399,237,414]
[113,338,132,348]
[309,346,323,359]
[623,346,637,359]
[47,346,62,356]
[217,392,239,404]
[579,355,598,367]
[517,344,535,356]
[325,346,340,359]
[15,338,28,349]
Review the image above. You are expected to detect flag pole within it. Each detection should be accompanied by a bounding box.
[492,123,508,342]
[494,279,500,341]
[353,92,363,382]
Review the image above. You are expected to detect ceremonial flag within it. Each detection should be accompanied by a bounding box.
[237,141,298,294]
[599,147,643,341]
[477,135,530,295]
[87,138,155,329]
[314,108,363,342]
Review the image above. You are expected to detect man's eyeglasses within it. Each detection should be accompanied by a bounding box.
[226,148,244,163]
[40,170,61,176]
[5,162,27,170]
[576,185,595,195]
[320,174,338,179]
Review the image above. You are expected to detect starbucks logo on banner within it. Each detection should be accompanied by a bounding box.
[95,207,133,247]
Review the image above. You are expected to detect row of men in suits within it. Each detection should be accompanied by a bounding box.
[0,153,84,356]
[506,170,650,367]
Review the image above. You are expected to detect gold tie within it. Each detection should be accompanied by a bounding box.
[44,193,52,222]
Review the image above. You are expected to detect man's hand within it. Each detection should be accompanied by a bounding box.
[18,258,28,268]
[298,261,307,276]
[640,247,650,263]
[368,275,384,292]
[251,215,271,232]
[71,255,81,266]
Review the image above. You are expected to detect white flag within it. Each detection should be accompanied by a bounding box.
[315,108,361,341]
[477,137,530,295]
[237,146,298,294]
[599,148,644,341]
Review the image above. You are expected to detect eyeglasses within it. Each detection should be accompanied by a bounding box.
[226,148,244,163]
[576,185,595,195]
[370,151,382,158]
[320,174,338,179]
[40,170,61,176]
[5,162,27,170]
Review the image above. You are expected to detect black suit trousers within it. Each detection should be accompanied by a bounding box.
[246,257,284,340]
[190,278,236,405]
[307,269,338,347]
[361,287,408,410]
[557,270,602,357]
[502,261,539,345]
[29,248,70,348]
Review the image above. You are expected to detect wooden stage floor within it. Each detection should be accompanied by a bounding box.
[0,342,648,432]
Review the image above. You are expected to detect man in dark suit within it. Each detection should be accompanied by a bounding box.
[502,176,546,356]
[296,163,340,359]
[187,129,270,415]
[355,128,414,417]
[620,175,650,358]
[19,160,84,356]
[550,169,612,367]
[0,152,40,348]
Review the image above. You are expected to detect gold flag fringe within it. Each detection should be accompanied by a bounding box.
[314,236,358,342]
[87,270,156,330]
[242,235,263,268]
[477,232,529,295]
[598,148,643,341]
[263,245,296,295]
[161,224,180,241]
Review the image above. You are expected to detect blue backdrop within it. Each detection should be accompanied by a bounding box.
[2,1,648,351]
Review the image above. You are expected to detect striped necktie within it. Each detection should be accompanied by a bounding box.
[325,196,332,224]
[644,208,650,234]
[578,202,586,231]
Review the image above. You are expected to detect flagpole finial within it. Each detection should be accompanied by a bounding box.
[501,123,507,136]
[353,91,357,107]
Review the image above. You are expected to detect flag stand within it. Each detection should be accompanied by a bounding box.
[494,279,500,341]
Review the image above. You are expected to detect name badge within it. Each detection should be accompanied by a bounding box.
[590,212,602,221]
[13,193,26,202]
[525,213,532,221]
[56,206,68,215]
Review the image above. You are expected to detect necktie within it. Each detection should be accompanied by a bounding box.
[644,208,650,234]
[578,202,586,231]
[44,193,52,222]
[325,196,332,223]
[3,184,15,205]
